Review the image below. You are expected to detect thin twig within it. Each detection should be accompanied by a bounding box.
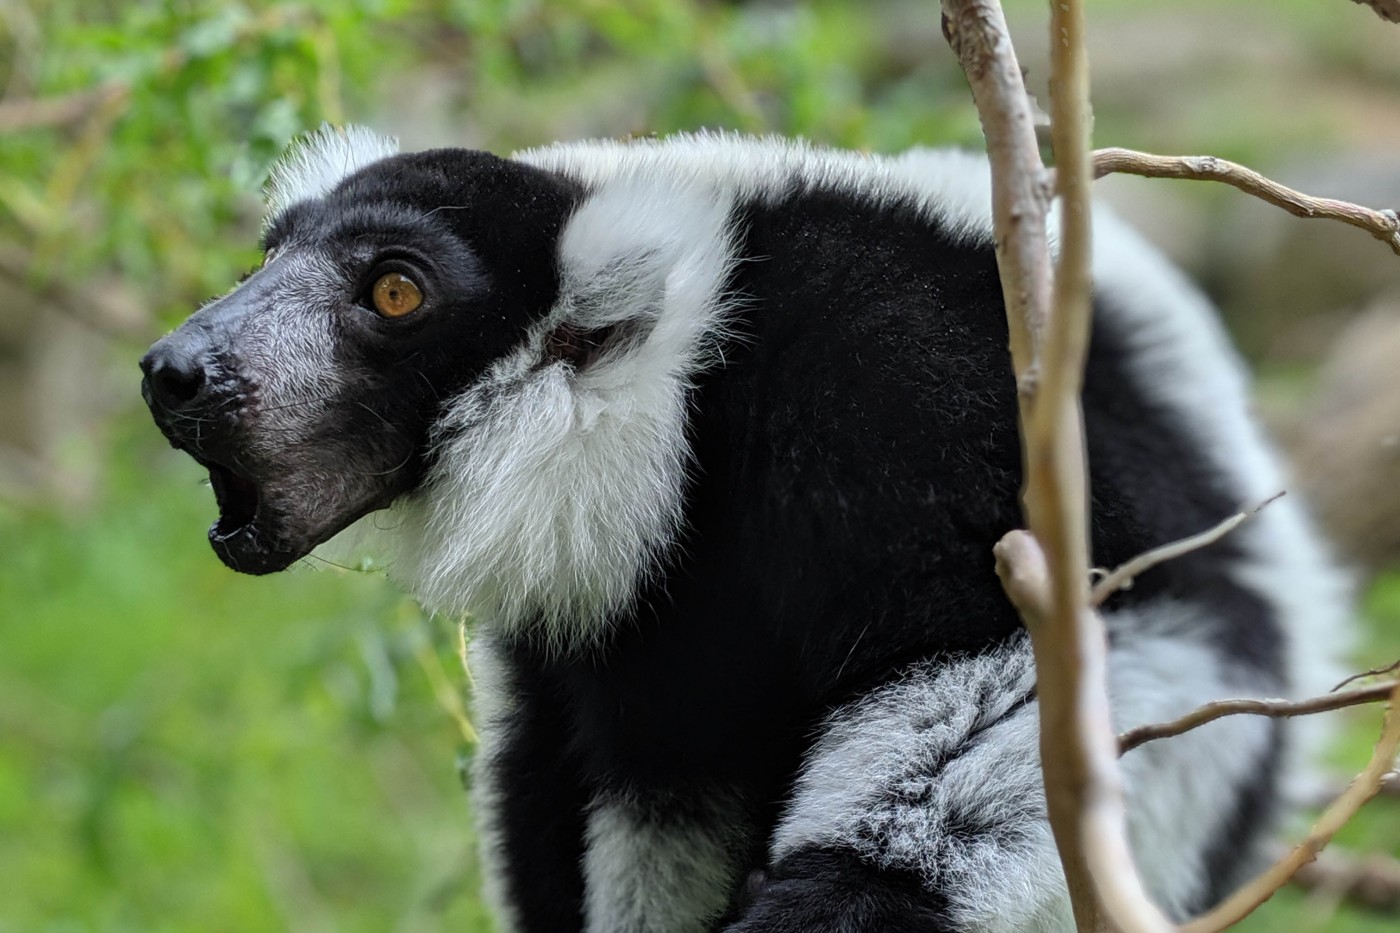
[1091,493,1284,606]
[1313,766,1400,805]
[1334,658,1400,692]
[1118,682,1400,755]
[412,626,478,746]
[1089,148,1400,256]
[1181,682,1400,932]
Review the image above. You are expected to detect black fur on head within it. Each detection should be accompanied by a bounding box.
[140,140,580,574]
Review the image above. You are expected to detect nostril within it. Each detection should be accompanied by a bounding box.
[143,348,210,411]
[154,360,206,404]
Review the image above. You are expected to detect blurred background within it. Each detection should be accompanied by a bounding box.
[1,0,1397,930]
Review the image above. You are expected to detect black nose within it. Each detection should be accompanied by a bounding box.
[140,337,211,414]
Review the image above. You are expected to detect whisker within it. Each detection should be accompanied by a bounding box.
[302,552,375,573]
[356,401,403,434]
[260,394,339,414]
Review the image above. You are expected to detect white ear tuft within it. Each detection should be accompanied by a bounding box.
[264,123,399,222]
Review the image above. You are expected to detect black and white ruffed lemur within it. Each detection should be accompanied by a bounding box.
[140,127,1346,933]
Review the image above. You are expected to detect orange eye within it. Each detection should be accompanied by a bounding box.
[372,272,423,318]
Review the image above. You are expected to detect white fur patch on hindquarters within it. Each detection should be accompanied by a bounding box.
[771,610,1282,932]
[264,123,399,221]
[770,638,1070,933]
[1106,602,1279,918]
[583,791,750,933]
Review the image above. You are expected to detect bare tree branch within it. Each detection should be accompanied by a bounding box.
[1119,682,1400,755]
[1181,682,1400,932]
[1287,845,1400,913]
[995,534,1175,933]
[1089,148,1400,256]
[1091,494,1284,607]
[1351,0,1400,24]
[943,1,1174,929]
[941,1,1102,928]
[1038,2,1173,932]
[939,0,1051,413]
[950,6,1395,933]
[0,84,127,133]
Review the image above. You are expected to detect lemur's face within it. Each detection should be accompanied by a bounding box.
[141,138,575,574]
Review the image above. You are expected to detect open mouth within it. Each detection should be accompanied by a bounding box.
[196,453,383,576]
[198,457,301,575]
[208,462,260,542]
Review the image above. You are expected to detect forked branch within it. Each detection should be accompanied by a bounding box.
[1091,494,1284,607]
[945,3,1397,932]
[1182,683,1400,932]
[943,0,1174,929]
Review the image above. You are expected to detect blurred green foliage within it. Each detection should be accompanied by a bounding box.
[0,422,492,931]
[1,0,981,326]
[1,1,1397,931]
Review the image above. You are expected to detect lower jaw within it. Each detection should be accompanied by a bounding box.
[209,523,302,575]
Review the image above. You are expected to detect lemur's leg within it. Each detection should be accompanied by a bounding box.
[727,604,1284,933]
[468,638,589,933]
[581,787,755,933]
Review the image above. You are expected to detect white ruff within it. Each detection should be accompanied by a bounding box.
[349,174,739,648]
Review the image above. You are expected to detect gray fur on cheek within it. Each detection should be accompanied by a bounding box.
[221,253,400,541]
[237,254,347,425]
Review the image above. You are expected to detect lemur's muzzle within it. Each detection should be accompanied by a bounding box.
[141,326,281,574]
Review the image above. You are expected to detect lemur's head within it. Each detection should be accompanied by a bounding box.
[143,126,733,643]
[143,128,577,576]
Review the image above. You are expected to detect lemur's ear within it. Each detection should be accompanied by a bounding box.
[552,177,736,381]
[264,123,399,223]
